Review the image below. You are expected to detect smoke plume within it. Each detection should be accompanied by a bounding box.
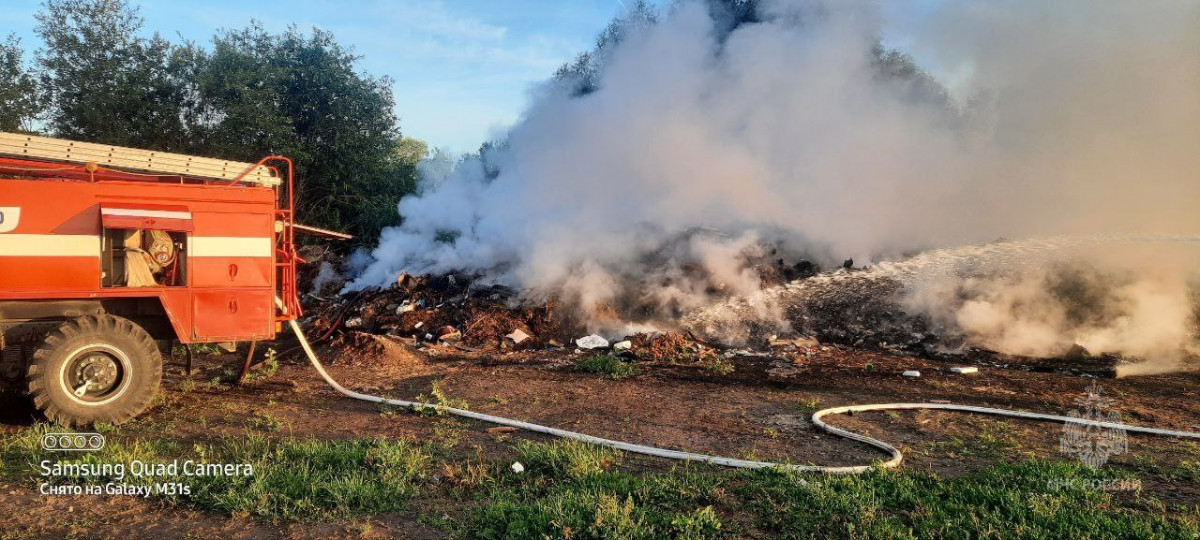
[353,0,1200,364]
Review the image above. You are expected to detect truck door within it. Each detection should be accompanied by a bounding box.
[188,210,275,341]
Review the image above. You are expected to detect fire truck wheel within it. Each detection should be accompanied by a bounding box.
[26,315,163,427]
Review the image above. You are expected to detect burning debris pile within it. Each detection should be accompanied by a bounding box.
[298,264,745,375]
[297,238,813,356]
[301,270,565,352]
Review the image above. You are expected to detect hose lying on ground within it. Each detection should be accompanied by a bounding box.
[284,315,1200,474]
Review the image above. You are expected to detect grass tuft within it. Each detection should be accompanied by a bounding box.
[414,380,470,416]
[700,356,735,375]
[515,439,621,480]
[572,354,639,379]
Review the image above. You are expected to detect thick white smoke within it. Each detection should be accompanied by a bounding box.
[354,0,1200,354]
[905,245,1200,372]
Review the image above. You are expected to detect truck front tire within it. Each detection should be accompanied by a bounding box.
[27,315,162,426]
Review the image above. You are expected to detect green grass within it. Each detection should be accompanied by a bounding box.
[465,444,1198,539]
[467,440,725,538]
[241,350,280,383]
[922,420,1020,459]
[797,397,823,412]
[245,410,287,433]
[700,356,735,375]
[2,425,1197,537]
[514,438,620,479]
[573,354,639,379]
[730,460,1195,539]
[2,424,429,521]
[415,380,470,416]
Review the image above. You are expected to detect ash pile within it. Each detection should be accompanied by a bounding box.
[682,237,1200,376]
[683,267,937,353]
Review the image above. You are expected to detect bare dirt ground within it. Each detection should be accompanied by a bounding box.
[2,336,1199,538]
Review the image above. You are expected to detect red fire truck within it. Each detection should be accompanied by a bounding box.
[0,132,302,426]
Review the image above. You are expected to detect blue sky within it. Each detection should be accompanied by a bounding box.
[3,1,941,154]
[2,0,655,153]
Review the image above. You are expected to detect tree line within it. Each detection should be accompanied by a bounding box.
[0,0,424,245]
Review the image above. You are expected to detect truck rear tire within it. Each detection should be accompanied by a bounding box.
[26,315,162,426]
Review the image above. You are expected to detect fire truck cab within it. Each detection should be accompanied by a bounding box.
[0,132,301,426]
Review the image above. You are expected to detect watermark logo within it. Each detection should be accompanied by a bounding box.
[41,432,106,452]
[1059,382,1127,468]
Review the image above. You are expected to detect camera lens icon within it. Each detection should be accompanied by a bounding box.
[41,432,105,452]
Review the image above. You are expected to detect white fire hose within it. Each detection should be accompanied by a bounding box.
[284,315,1200,474]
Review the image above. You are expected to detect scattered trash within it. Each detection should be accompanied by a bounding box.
[902,370,921,377]
[435,326,462,342]
[506,329,531,345]
[795,335,820,348]
[629,332,715,362]
[612,340,632,352]
[414,321,424,329]
[769,335,820,349]
[397,300,416,314]
[950,366,979,374]
[344,317,363,328]
[575,334,609,349]
[723,348,772,358]
[510,462,525,473]
[396,271,420,290]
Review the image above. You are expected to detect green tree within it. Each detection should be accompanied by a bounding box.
[554,0,657,96]
[34,0,192,150]
[27,1,423,246]
[195,23,415,243]
[0,34,41,132]
[395,136,428,166]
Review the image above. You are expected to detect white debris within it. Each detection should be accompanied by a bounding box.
[414,321,424,329]
[902,370,921,378]
[769,335,820,349]
[397,301,416,314]
[724,349,772,358]
[344,317,363,328]
[575,334,609,349]
[612,340,632,351]
[794,336,820,349]
[949,366,979,374]
[510,462,525,473]
[506,329,531,344]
